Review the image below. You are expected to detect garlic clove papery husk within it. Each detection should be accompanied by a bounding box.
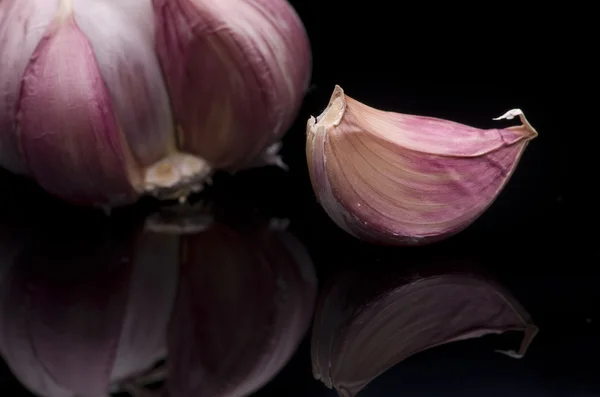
[311,262,538,397]
[0,0,61,175]
[306,85,538,246]
[0,0,211,207]
[153,0,312,171]
[164,210,317,397]
[0,213,179,397]
[17,10,142,207]
[72,0,173,169]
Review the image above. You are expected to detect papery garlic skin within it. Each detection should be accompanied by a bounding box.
[306,85,538,246]
[0,0,61,175]
[18,9,141,206]
[0,0,210,207]
[153,0,312,171]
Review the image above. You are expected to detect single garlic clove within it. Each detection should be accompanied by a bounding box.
[306,85,538,246]
[17,9,153,207]
[153,0,312,171]
[167,215,317,397]
[72,0,174,170]
[311,261,538,396]
[17,10,143,207]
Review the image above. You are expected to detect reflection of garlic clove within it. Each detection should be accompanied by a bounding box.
[0,215,179,397]
[153,0,312,171]
[167,216,317,397]
[306,86,538,246]
[311,261,538,397]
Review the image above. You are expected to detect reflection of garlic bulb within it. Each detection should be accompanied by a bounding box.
[306,86,538,246]
[0,227,179,397]
[168,218,317,397]
[0,0,311,207]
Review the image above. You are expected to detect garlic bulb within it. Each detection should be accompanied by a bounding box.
[0,0,311,207]
[311,261,538,396]
[0,217,179,397]
[306,86,538,246]
[153,0,312,171]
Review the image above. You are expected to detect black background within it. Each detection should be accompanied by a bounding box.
[0,1,589,396]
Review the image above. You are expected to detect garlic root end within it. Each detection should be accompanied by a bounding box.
[143,152,213,202]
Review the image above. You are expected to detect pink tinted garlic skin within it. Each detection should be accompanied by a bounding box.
[0,0,215,207]
[306,86,539,246]
[152,0,312,171]
[0,0,60,176]
[17,12,140,206]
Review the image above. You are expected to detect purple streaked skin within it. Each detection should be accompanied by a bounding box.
[71,0,174,169]
[17,16,138,206]
[307,86,538,246]
[152,0,311,171]
[0,0,61,175]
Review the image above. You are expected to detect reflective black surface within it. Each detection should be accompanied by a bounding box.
[0,1,582,397]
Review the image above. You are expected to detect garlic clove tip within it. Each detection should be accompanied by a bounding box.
[493,108,538,138]
[314,85,346,128]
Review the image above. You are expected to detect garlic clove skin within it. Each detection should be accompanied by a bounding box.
[17,10,142,207]
[0,0,61,175]
[306,85,538,246]
[153,0,312,171]
[72,0,174,170]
